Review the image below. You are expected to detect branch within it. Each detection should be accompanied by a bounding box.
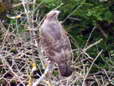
[32,64,53,86]
[82,50,103,86]
[83,39,103,52]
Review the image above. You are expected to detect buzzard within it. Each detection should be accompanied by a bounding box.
[39,10,73,77]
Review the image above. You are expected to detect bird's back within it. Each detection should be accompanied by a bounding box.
[40,20,72,63]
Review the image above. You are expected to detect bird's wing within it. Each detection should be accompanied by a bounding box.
[40,21,72,63]
[43,22,62,41]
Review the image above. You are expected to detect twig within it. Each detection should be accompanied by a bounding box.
[62,0,85,23]
[53,3,64,10]
[12,2,34,8]
[75,39,103,60]
[84,26,96,48]
[98,26,108,39]
[82,50,103,86]
[0,21,7,32]
[32,64,53,86]
[0,54,25,85]
[83,39,103,52]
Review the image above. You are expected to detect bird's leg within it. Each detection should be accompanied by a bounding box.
[32,63,53,86]
[44,61,54,86]
[45,60,54,76]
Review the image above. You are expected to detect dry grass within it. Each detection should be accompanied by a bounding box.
[0,0,113,86]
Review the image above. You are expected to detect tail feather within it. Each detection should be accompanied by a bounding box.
[58,63,73,77]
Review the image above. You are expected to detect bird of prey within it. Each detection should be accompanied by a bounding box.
[39,10,73,77]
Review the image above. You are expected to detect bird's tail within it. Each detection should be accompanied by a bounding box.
[58,63,73,77]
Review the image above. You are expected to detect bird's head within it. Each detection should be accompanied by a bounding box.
[45,10,60,20]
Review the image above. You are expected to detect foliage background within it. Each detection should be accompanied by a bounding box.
[0,0,114,85]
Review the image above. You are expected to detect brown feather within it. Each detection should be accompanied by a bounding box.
[39,10,73,77]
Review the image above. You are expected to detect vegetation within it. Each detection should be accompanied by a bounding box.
[0,0,114,86]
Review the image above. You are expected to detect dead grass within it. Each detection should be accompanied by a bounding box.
[0,0,113,86]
